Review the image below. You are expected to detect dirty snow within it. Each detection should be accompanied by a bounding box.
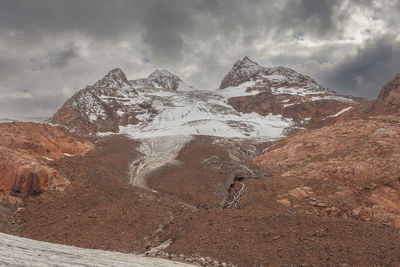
[0,233,194,267]
[129,136,192,188]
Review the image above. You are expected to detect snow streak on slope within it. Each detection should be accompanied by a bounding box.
[0,233,195,267]
[323,106,353,119]
[117,84,292,139]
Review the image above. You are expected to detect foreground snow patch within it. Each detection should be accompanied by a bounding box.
[0,233,194,267]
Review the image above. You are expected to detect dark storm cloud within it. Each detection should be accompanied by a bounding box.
[0,0,144,40]
[322,34,400,98]
[279,0,344,38]
[0,0,399,116]
[140,0,193,64]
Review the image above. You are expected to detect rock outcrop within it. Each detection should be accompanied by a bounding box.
[0,122,93,197]
[369,73,400,114]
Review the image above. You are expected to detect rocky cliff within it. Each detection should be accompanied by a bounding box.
[369,73,400,114]
[0,122,93,197]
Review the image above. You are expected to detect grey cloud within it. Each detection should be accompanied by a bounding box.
[0,93,66,117]
[140,0,193,64]
[322,34,400,98]
[0,0,399,117]
[0,0,145,41]
[31,45,80,71]
[278,0,345,38]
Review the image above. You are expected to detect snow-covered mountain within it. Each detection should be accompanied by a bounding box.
[130,69,196,92]
[52,68,153,133]
[220,56,356,102]
[52,58,363,138]
[219,57,364,130]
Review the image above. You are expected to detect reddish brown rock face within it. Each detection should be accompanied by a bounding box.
[0,122,93,197]
[369,73,400,114]
[253,115,400,227]
[228,92,357,128]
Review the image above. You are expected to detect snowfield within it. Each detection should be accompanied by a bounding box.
[0,233,195,267]
[117,84,293,139]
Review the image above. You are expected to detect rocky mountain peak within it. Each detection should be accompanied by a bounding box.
[52,67,149,134]
[148,69,180,81]
[219,57,330,95]
[219,57,264,89]
[92,68,132,90]
[147,69,182,91]
[232,56,262,70]
[130,69,195,91]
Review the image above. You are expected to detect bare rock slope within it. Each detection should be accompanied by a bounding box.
[253,73,400,228]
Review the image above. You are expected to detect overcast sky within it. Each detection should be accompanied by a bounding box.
[0,0,399,117]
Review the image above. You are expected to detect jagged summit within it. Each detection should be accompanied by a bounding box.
[148,69,179,80]
[130,69,196,91]
[52,68,149,134]
[146,69,183,91]
[220,57,263,88]
[232,56,262,70]
[93,68,132,90]
[219,56,332,96]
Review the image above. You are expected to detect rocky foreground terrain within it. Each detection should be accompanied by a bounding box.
[1,58,400,266]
